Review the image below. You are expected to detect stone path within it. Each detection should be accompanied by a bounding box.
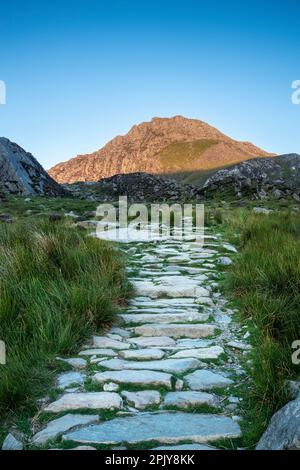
[30,231,251,450]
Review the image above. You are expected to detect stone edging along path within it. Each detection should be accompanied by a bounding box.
[28,229,252,450]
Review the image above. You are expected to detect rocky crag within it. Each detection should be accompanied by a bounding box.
[200,154,300,201]
[0,138,66,196]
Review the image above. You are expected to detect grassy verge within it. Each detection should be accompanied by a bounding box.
[0,218,131,423]
[219,208,300,447]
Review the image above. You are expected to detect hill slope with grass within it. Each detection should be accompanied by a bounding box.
[49,116,274,183]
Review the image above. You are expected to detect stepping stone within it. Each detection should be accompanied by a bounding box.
[32,414,99,445]
[134,323,216,339]
[170,346,224,360]
[151,444,217,450]
[119,349,165,360]
[121,391,161,409]
[72,446,97,450]
[56,357,87,370]
[163,391,219,409]
[63,411,241,445]
[92,336,130,350]
[120,312,209,325]
[223,243,238,253]
[79,348,117,357]
[175,339,214,348]
[185,370,233,391]
[218,257,233,266]
[44,392,122,413]
[57,371,85,389]
[128,336,176,347]
[93,370,172,389]
[100,358,200,374]
[132,280,210,299]
[110,327,131,338]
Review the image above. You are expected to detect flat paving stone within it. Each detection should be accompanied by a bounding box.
[121,391,161,409]
[56,357,87,370]
[100,358,200,374]
[128,336,176,348]
[120,312,209,325]
[32,414,99,445]
[132,280,210,299]
[92,336,130,350]
[163,391,219,409]
[151,444,217,450]
[63,412,241,445]
[134,323,216,339]
[93,370,173,389]
[119,349,165,360]
[44,392,122,413]
[170,346,224,360]
[79,348,117,357]
[57,371,85,389]
[185,370,233,391]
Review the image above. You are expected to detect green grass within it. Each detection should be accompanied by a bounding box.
[220,209,300,447]
[0,218,132,424]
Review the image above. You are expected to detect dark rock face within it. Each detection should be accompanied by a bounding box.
[64,172,203,202]
[0,138,67,196]
[201,154,300,200]
[256,397,300,450]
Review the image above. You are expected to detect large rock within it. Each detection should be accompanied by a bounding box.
[256,397,300,450]
[63,411,241,445]
[163,391,219,409]
[0,137,66,196]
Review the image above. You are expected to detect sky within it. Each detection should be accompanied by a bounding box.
[0,0,299,169]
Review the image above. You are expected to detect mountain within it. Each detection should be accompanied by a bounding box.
[200,153,300,200]
[0,138,66,196]
[48,116,274,184]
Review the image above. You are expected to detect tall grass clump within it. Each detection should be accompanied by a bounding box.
[224,210,300,447]
[0,219,131,418]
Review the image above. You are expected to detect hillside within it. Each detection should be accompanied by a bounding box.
[49,116,274,184]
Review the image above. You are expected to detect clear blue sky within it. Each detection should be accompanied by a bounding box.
[0,0,299,169]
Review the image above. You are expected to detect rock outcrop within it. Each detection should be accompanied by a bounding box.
[201,153,300,200]
[0,137,66,196]
[64,172,203,202]
[49,116,273,184]
[256,397,300,450]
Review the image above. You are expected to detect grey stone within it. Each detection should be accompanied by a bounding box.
[134,323,216,339]
[57,371,85,390]
[227,341,252,351]
[56,357,87,370]
[119,349,165,360]
[110,327,131,338]
[92,336,130,350]
[151,444,217,450]
[93,370,172,389]
[2,433,23,450]
[120,312,209,325]
[163,391,219,409]
[103,382,119,392]
[32,414,99,445]
[185,370,233,391]
[121,390,161,409]
[100,357,200,374]
[256,397,300,450]
[170,346,224,360]
[218,257,233,266]
[63,412,241,445]
[72,446,97,450]
[128,336,176,347]
[79,348,117,357]
[44,392,122,413]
